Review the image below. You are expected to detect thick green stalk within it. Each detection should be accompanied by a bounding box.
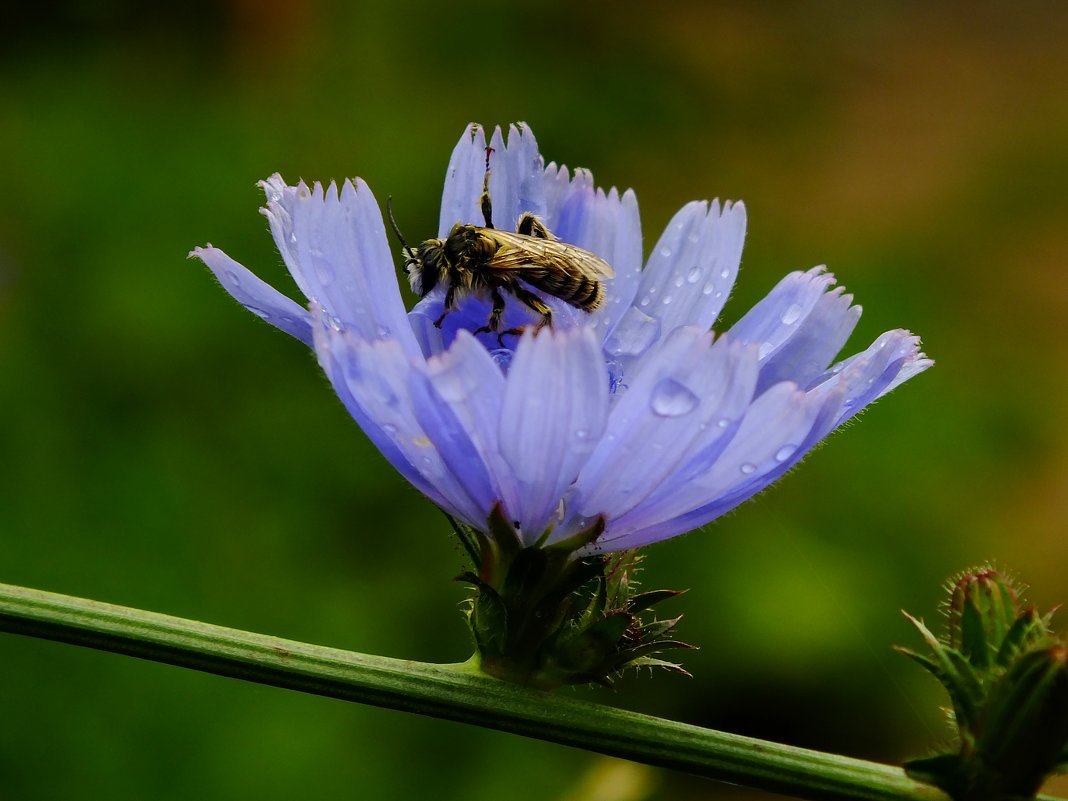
[0,582,1051,801]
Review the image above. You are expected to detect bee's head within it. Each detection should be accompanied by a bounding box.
[407,239,445,296]
[387,196,442,297]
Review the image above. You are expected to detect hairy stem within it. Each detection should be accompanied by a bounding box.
[0,582,1050,801]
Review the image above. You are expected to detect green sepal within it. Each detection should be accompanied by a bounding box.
[628,589,686,614]
[450,512,694,689]
[971,645,1068,797]
[900,613,983,731]
[996,605,1055,668]
[902,567,1068,799]
[903,754,968,798]
[947,567,1018,671]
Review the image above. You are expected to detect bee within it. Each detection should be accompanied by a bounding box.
[387,148,614,343]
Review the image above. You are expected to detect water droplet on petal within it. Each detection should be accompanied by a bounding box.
[687,266,702,283]
[775,445,797,462]
[673,276,685,289]
[702,280,716,296]
[720,267,730,279]
[740,462,757,475]
[382,423,398,435]
[288,232,297,244]
[716,418,731,428]
[639,297,651,308]
[489,349,513,372]
[780,303,803,325]
[650,378,699,417]
[758,341,774,358]
[575,429,589,440]
[660,246,672,258]
[662,295,673,306]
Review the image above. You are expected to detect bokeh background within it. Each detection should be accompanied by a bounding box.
[3,2,1067,799]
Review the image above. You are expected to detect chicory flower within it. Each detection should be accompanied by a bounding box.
[193,123,930,686]
[194,122,929,554]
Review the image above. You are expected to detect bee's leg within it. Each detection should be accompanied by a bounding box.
[480,146,495,229]
[498,286,553,344]
[434,285,457,328]
[515,213,556,240]
[474,287,506,338]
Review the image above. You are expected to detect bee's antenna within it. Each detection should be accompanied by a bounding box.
[480,146,495,229]
[386,196,416,263]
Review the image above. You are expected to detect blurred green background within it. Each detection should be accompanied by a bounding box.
[3,2,1068,799]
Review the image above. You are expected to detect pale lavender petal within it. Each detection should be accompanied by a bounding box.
[564,329,758,533]
[499,328,608,543]
[728,267,837,364]
[601,380,824,550]
[485,123,547,230]
[260,176,420,358]
[192,245,313,346]
[755,285,862,395]
[632,200,746,335]
[314,318,488,527]
[810,329,931,427]
[438,123,489,235]
[421,331,520,517]
[590,187,644,340]
[407,365,498,523]
[311,317,451,514]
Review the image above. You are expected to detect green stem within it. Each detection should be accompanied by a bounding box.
[0,582,1052,801]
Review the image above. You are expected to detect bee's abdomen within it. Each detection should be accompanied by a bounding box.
[570,275,605,311]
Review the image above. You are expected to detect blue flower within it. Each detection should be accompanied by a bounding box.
[193,123,931,554]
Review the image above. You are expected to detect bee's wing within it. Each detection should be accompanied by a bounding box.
[486,230,616,279]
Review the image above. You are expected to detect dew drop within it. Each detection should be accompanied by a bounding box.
[662,295,673,306]
[575,428,589,440]
[376,325,391,338]
[382,423,398,435]
[639,297,651,308]
[702,280,716,296]
[650,378,699,417]
[716,418,731,428]
[311,263,331,286]
[780,303,803,326]
[673,276,685,288]
[660,246,672,259]
[775,445,797,462]
[740,462,757,475]
[720,267,730,279]
[288,232,297,244]
[687,265,702,284]
[758,341,774,359]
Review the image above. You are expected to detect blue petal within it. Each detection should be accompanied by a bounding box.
[438,123,489,235]
[192,246,313,345]
[755,284,862,395]
[498,328,608,544]
[810,329,931,427]
[407,364,498,524]
[631,200,746,336]
[564,328,758,536]
[260,176,421,358]
[421,331,519,518]
[728,266,837,365]
[313,316,488,526]
[485,123,547,231]
[603,380,826,549]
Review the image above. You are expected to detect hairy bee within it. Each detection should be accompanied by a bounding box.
[387,150,614,342]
